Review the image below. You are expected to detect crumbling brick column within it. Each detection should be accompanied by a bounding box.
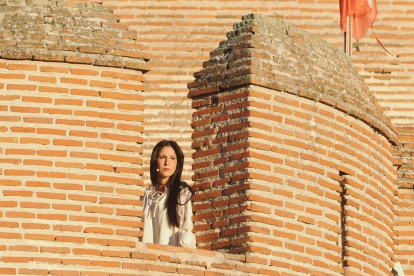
[188,14,399,276]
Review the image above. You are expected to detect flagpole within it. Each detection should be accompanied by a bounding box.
[345,16,352,56]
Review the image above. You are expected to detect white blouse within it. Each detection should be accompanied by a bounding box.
[142,185,196,248]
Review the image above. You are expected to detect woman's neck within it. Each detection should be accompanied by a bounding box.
[156,178,170,191]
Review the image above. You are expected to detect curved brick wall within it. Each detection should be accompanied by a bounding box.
[102,0,414,186]
[103,0,414,126]
[100,1,414,272]
[99,1,414,270]
[395,126,414,275]
[188,14,398,276]
[0,0,410,275]
[0,1,148,274]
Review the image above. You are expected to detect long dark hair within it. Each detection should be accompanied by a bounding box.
[150,140,193,228]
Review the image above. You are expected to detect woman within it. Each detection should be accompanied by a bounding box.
[142,140,196,248]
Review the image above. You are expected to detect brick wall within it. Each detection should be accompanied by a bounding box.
[100,1,414,274]
[0,0,149,275]
[103,0,414,182]
[188,14,398,275]
[0,0,413,275]
[395,126,414,275]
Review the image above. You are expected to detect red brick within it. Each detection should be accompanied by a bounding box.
[36,128,66,136]
[72,248,101,256]
[71,88,99,97]
[0,73,26,80]
[10,106,41,113]
[7,84,37,91]
[62,259,91,266]
[23,159,53,166]
[4,169,35,176]
[149,264,177,273]
[25,233,54,241]
[40,246,70,254]
[68,194,98,203]
[246,255,268,265]
[131,252,158,261]
[0,201,18,207]
[204,272,229,276]
[43,108,73,115]
[0,268,16,274]
[177,268,204,276]
[55,236,85,244]
[19,268,48,275]
[5,149,36,155]
[49,270,79,276]
[53,224,83,232]
[90,80,117,88]
[84,227,114,235]
[70,68,99,76]
[38,86,68,94]
[20,202,50,209]
[0,180,22,186]
[60,77,87,85]
[21,222,49,230]
[122,263,150,270]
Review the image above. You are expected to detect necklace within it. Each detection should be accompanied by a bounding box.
[158,185,166,193]
[149,185,167,201]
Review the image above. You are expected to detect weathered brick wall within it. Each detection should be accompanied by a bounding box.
[102,0,414,182]
[100,1,414,273]
[0,0,148,274]
[395,126,414,275]
[1,0,413,275]
[188,14,398,276]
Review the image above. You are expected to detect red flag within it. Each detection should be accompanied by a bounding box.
[340,0,393,55]
[340,0,377,41]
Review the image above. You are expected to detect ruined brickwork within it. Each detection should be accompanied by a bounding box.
[0,0,413,276]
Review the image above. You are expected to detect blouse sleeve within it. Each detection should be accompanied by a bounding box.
[141,187,153,244]
[177,187,196,248]
[142,188,149,220]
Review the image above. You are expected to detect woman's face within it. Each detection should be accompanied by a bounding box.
[156,146,178,184]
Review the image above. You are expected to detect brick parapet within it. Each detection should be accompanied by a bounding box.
[190,84,397,274]
[394,126,414,275]
[0,58,146,275]
[188,13,398,148]
[0,241,302,276]
[0,0,149,72]
[0,1,147,275]
[189,14,398,276]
